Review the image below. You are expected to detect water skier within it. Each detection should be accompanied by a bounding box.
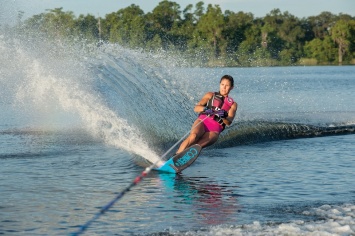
[176,75,238,154]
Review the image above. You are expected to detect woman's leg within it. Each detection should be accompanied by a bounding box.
[176,119,205,153]
[196,132,220,148]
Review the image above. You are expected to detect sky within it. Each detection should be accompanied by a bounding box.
[2,0,355,24]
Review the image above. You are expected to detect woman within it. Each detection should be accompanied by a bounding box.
[176,75,238,153]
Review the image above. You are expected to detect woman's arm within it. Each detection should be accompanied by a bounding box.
[193,92,214,113]
[223,102,238,126]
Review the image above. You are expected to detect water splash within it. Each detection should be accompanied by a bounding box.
[0,34,172,164]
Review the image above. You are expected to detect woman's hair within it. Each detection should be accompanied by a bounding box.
[220,75,234,87]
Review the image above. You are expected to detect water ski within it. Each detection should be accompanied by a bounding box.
[156,144,202,174]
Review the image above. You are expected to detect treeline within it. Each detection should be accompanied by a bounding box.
[14,1,355,66]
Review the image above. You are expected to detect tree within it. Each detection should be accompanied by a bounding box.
[331,19,353,64]
[151,0,181,32]
[261,9,306,63]
[262,9,285,60]
[23,8,76,39]
[224,11,254,55]
[169,4,195,52]
[146,34,163,51]
[278,12,305,64]
[194,1,205,22]
[145,0,182,50]
[74,14,99,41]
[304,36,336,63]
[307,12,337,39]
[192,4,225,62]
[43,8,76,38]
[102,4,145,48]
[236,23,264,66]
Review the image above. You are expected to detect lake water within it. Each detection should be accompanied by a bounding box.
[0,33,355,235]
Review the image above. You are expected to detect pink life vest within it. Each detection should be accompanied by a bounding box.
[205,92,235,130]
[207,92,234,112]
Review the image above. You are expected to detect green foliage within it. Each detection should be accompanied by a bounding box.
[192,4,225,60]
[15,2,355,67]
[331,19,354,64]
[224,11,254,56]
[304,36,337,63]
[74,14,99,41]
[102,4,145,48]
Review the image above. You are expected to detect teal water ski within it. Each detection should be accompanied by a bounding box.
[156,144,202,173]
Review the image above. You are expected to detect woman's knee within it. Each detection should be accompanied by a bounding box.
[188,133,198,143]
[197,133,219,147]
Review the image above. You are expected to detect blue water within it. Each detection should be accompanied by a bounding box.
[0,32,355,235]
